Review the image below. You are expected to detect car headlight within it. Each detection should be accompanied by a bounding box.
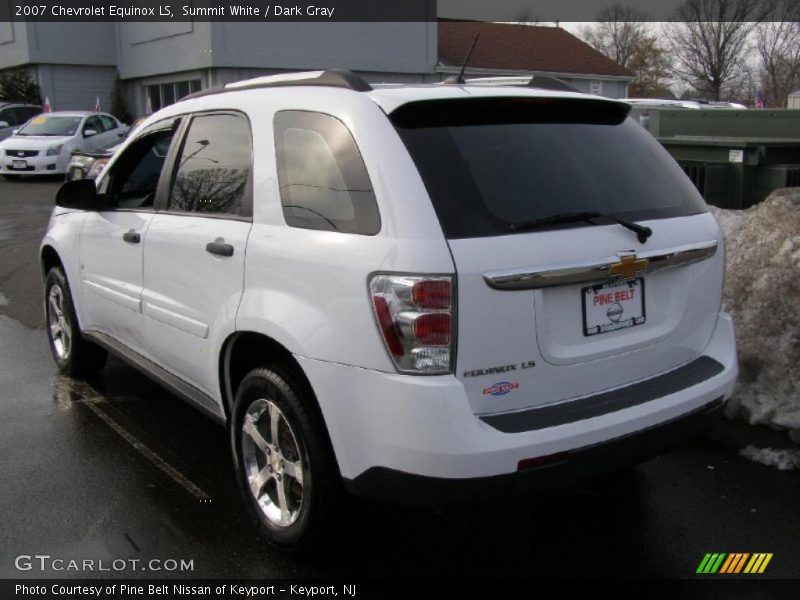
[46,144,64,156]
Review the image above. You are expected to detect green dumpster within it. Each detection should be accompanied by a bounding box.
[629,107,800,209]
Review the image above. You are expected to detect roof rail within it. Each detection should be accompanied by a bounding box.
[527,75,579,93]
[182,69,372,101]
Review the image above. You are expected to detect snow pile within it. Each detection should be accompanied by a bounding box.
[708,189,800,438]
[740,446,800,471]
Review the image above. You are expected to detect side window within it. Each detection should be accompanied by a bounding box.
[99,115,116,132]
[274,111,380,235]
[105,128,176,209]
[84,116,102,134]
[22,107,42,122]
[0,109,15,126]
[168,113,251,216]
[9,107,40,126]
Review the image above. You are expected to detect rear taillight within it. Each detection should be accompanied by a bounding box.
[369,274,455,374]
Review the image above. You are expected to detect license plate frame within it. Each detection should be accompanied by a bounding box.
[11,160,27,170]
[582,278,646,337]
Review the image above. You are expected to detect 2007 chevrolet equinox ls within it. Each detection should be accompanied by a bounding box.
[41,70,738,553]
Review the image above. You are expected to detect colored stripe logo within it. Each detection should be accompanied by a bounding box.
[696,553,773,574]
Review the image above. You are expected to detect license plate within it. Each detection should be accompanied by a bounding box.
[582,278,645,336]
[12,160,27,169]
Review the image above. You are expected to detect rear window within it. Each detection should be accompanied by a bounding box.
[391,97,707,239]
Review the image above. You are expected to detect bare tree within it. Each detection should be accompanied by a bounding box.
[756,0,800,107]
[513,7,539,25]
[580,4,651,67]
[580,5,673,97]
[627,36,675,97]
[665,0,773,101]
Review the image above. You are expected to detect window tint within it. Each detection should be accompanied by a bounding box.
[20,107,41,124]
[84,116,102,133]
[0,109,14,126]
[274,111,380,235]
[168,113,251,216]
[12,107,41,125]
[106,129,175,209]
[392,98,707,239]
[99,115,116,132]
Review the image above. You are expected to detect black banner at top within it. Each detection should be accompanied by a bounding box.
[3,0,436,22]
[3,0,699,23]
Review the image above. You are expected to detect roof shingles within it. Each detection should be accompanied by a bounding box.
[438,20,633,78]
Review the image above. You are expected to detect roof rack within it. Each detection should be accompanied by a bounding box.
[182,69,372,101]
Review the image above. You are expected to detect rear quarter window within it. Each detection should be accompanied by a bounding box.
[273,110,380,235]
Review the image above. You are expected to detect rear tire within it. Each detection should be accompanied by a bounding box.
[44,267,107,377]
[231,365,342,555]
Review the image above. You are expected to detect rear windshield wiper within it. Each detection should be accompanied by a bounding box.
[509,211,653,243]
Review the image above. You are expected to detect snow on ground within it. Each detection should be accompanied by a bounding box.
[740,446,800,471]
[708,188,800,443]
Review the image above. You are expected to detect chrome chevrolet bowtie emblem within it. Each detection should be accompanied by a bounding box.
[609,254,649,279]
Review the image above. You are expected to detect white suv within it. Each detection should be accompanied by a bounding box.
[40,70,738,553]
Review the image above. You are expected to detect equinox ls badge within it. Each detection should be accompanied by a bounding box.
[464,361,536,378]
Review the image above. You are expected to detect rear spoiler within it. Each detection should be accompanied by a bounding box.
[390,96,632,128]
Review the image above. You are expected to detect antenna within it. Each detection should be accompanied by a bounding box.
[444,32,480,85]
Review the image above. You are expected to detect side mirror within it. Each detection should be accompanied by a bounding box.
[12,129,19,135]
[83,129,98,138]
[0,121,9,128]
[55,179,104,210]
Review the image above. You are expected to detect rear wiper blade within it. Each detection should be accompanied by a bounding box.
[509,211,653,243]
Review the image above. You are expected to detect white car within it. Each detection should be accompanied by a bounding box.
[40,70,738,554]
[1,111,127,178]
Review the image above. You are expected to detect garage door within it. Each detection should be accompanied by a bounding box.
[51,66,116,112]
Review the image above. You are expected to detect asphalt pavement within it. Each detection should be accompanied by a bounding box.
[0,177,798,582]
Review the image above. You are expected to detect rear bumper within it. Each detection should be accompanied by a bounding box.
[344,396,724,506]
[298,312,737,501]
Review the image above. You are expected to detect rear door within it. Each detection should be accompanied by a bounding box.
[142,111,253,398]
[392,97,724,415]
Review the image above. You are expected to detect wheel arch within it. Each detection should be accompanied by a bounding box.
[220,331,343,477]
[40,244,64,280]
[220,331,316,422]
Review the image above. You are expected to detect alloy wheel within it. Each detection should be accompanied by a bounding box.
[48,284,72,361]
[240,398,306,527]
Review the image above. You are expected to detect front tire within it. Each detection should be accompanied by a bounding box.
[45,267,107,377]
[231,365,342,554]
